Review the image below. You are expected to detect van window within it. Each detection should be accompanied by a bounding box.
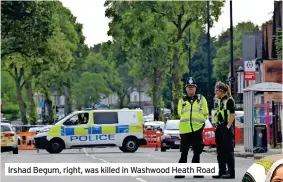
[94,112,118,124]
[63,113,89,126]
[1,125,11,132]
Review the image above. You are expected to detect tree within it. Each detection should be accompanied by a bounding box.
[72,72,111,108]
[34,2,87,122]
[98,42,136,108]
[105,2,175,120]
[213,21,259,82]
[147,2,224,118]
[1,71,20,120]
[275,28,282,60]
[105,1,224,118]
[1,1,57,124]
[190,28,217,98]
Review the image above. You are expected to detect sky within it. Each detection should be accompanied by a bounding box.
[60,0,274,47]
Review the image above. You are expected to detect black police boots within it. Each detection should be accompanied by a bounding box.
[174,175,185,178]
[221,173,235,179]
[212,171,227,179]
[174,175,204,179]
[193,175,204,178]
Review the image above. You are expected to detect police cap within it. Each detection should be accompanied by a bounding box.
[185,77,197,87]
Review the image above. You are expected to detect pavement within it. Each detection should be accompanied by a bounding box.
[204,144,283,159]
[1,147,256,182]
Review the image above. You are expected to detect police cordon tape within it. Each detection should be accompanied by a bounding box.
[5,163,219,176]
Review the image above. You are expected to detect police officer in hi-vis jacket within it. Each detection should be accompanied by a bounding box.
[174,77,208,179]
[212,82,236,179]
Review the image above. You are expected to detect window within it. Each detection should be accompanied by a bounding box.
[134,95,137,102]
[1,125,11,132]
[63,113,89,126]
[165,121,179,130]
[261,96,264,104]
[94,112,118,124]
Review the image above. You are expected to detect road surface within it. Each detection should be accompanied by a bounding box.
[1,147,255,182]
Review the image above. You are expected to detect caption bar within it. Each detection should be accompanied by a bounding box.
[5,163,218,176]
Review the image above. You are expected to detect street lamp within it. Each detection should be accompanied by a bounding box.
[188,27,192,77]
[207,0,213,122]
[53,92,57,113]
[229,0,236,149]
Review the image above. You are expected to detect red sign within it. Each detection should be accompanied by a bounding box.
[244,71,256,80]
[244,60,256,81]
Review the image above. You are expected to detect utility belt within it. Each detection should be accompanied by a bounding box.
[216,121,228,125]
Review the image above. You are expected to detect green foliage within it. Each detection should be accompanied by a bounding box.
[213,21,259,82]
[72,72,111,107]
[1,1,91,123]
[1,1,56,59]
[105,1,224,117]
[1,71,17,104]
[1,102,19,120]
[275,28,282,60]
[191,28,217,98]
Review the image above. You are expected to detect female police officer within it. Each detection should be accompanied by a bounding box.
[212,82,235,179]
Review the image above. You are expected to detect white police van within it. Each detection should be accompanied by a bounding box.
[34,109,147,154]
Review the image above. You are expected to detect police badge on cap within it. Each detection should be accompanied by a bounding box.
[185,77,197,87]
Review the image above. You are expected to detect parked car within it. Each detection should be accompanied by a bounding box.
[144,121,165,131]
[160,120,180,152]
[1,118,11,124]
[1,123,19,154]
[143,121,165,142]
[161,119,217,152]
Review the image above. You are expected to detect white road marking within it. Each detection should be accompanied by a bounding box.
[135,178,148,182]
[83,148,148,182]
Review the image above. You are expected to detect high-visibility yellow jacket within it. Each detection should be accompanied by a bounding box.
[177,94,208,134]
[214,96,235,124]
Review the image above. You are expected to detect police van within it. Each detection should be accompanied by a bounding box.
[34,109,147,154]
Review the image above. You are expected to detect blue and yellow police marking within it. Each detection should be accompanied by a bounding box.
[70,134,115,141]
[47,123,142,137]
[60,125,133,136]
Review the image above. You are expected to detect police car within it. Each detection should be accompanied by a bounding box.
[1,123,19,154]
[34,109,147,154]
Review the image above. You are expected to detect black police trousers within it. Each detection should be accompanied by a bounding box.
[215,123,235,176]
[178,127,204,163]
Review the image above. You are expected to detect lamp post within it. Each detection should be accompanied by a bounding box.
[229,0,234,96]
[188,27,192,77]
[53,92,57,113]
[229,0,236,148]
[207,0,213,122]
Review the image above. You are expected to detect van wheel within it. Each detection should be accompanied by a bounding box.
[48,139,64,154]
[120,137,138,153]
[119,147,125,152]
[161,147,166,152]
[13,147,18,154]
[46,147,54,154]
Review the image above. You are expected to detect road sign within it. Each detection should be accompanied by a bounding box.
[40,101,45,108]
[244,60,256,80]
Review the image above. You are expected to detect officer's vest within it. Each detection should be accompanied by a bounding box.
[178,94,206,134]
[215,97,235,124]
